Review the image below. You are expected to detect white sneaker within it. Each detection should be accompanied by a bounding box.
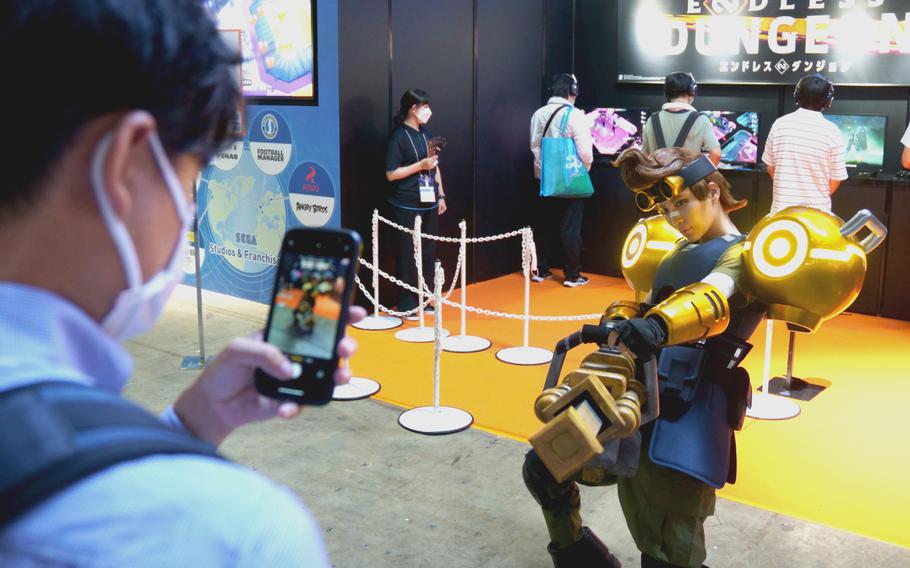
[562,275,589,288]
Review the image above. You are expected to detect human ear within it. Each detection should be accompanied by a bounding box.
[101,111,157,218]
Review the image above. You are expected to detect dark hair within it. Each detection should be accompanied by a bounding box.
[664,72,698,101]
[0,0,241,213]
[550,74,577,98]
[795,74,834,111]
[613,148,746,212]
[394,89,431,127]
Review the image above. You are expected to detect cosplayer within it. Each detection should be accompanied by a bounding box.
[522,146,886,568]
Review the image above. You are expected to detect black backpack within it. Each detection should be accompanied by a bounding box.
[0,381,220,528]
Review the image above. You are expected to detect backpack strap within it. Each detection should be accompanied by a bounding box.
[542,104,572,138]
[0,381,221,528]
[673,111,702,148]
[651,111,701,149]
[651,112,668,149]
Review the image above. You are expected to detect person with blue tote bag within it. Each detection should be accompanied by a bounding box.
[530,74,595,288]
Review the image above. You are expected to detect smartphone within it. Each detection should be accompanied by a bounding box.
[255,227,362,405]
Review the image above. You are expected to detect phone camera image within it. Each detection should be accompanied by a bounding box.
[270,254,347,362]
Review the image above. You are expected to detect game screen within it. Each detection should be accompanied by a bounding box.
[207,0,316,101]
[267,254,347,360]
[585,108,649,156]
[825,114,887,170]
[704,111,759,167]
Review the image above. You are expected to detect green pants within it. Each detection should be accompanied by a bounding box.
[522,442,715,568]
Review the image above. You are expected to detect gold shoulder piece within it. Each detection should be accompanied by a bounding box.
[621,215,682,298]
[644,282,729,345]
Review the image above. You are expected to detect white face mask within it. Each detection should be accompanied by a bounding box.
[416,106,432,124]
[90,131,194,341]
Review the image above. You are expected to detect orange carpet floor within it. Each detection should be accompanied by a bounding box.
[349,272,910,549]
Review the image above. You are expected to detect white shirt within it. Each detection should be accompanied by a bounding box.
[762,108,847,214]
[530,97,594,179]
[0,283,331,567]
[902,122,910,148]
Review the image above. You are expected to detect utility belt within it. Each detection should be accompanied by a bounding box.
[656,334,753,429]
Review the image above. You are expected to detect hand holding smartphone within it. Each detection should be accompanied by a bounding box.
[255,228,362,405]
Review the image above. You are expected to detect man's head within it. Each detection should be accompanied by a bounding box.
[550,74,579,102]
[664,72,698,103]
[613,148,745,243]
[0,0,240,329]
[794,74,835,111]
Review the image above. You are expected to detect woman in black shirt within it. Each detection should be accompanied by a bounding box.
[385,89,447,314]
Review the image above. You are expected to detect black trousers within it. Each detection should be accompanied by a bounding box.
[392,204,439,312]
[534,197,586,279]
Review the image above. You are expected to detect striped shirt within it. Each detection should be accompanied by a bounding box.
[762,108,847,214]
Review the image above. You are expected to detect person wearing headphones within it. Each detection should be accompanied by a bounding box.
[642,72,721,165]
[529,73,594,288]
[762,73,847,214]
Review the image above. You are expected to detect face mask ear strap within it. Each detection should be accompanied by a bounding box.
[147,132,193,225]
[90,133,144,289]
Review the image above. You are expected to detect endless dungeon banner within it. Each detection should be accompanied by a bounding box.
[618,0,910,85]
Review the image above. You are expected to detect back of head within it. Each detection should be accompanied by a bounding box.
[795,74,834,111]
[0,0,241,215]
[664,72,697,101]
[394,88,430,127]
[613,148,746,212]
[549,74,578,99]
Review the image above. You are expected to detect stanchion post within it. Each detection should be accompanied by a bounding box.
[459,220,467,337]
[522,228,531,348]
[433,260,442,411]
[372,208,380,318]
[180,207,212,370]
[414,215,425,327]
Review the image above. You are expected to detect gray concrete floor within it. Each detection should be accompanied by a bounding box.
[123,286,910,568]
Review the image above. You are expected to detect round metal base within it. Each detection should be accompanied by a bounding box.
[332,377,381,401]
[353,315,403,331]
[496,346,553,366]
[398,406,474,435]
[394,326,450,343]
[442,334,492,353]
[746,393,801,420]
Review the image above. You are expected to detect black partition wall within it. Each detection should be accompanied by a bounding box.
[340,0,562,301]
[570,0,910,319]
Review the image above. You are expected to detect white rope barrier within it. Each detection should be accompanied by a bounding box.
[352,210,403,331]
[357,257,601,322]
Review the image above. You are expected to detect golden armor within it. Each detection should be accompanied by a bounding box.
[620,214,681,301]
[741,207,887,333]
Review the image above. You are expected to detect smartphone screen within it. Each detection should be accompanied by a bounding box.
[256,228,360,404]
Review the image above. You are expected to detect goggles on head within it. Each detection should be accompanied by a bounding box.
[633,154,718,212]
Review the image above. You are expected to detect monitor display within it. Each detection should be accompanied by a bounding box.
[825,114,887,170]
[703,111,759,167]
[207,0,317,104]
[585,108,649,157]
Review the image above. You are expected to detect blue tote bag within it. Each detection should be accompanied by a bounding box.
[540,105,594,198]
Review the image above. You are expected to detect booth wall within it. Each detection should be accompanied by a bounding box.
[340,0,570,300]
[189,0,341,304]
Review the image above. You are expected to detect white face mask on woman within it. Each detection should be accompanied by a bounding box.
[90,131,194,341]
[416,105,432,124]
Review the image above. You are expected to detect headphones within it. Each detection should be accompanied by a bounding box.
[794,74,834,108]
[567,73,578,97]
[665,72,697,100]
[552,73,578,97]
